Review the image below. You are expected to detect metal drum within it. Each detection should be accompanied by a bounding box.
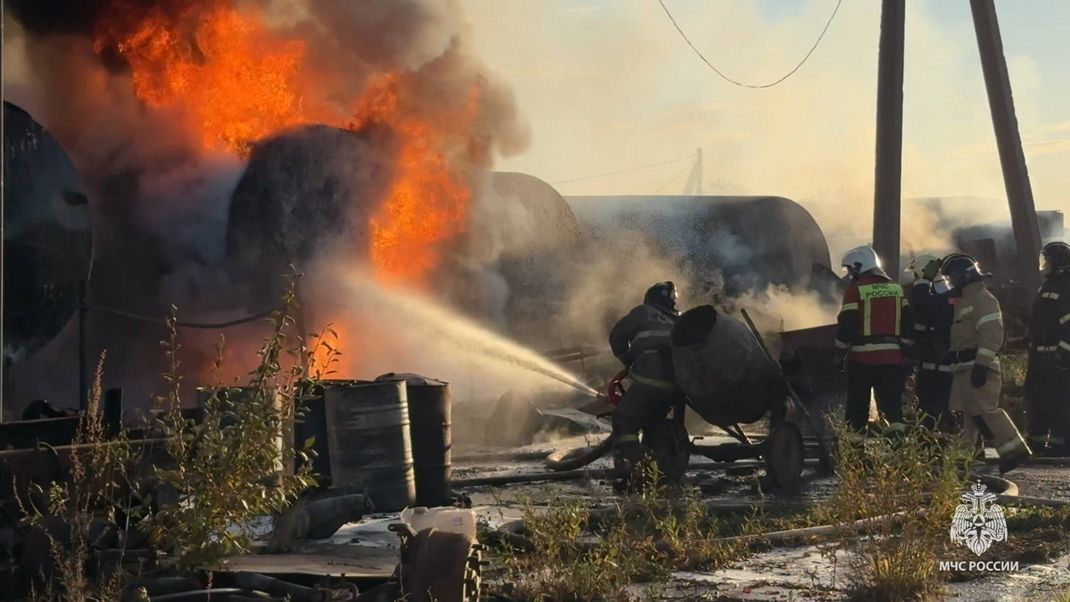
[324,381,416,512]
[377,374,452,507]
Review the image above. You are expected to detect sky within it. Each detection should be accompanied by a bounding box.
[460,0,1070,249]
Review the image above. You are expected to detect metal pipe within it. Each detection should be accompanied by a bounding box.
[78,280,88,411]
[970,0,1042,292]
[872,0,906,276]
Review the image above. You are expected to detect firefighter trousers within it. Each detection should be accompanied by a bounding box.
[845,362,905,431]
[1024,361,1070,446]
[612,380,684,479]
[950,368,1028,457]
[916,367,953,431]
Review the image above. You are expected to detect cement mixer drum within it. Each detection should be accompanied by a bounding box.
[671,305,784,427]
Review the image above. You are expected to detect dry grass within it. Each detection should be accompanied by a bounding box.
[18,354,135,602]
[494,462,764,601]
[816,417,975,602]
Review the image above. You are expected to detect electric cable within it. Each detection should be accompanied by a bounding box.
[552,154,693,186]
[85,305,277,329]
[658,0,844,89]
[653,159,698,193]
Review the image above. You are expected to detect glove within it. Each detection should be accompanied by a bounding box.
[902,358,916,376]
[970,363,988,388]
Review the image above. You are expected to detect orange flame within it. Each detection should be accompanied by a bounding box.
[97,2,308,154]
[351,75,479,287]
[94,2,487,371]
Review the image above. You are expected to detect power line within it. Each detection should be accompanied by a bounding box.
[653,160,697,193]
[552,155,693,186]
[658,0,844,89]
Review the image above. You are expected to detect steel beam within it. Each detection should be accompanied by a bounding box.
[970,0,1042,291]
[872,0,906,276]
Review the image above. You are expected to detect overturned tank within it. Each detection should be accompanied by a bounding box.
[671,305,785,427]
[3,102,92,365]
[566,195,833,294]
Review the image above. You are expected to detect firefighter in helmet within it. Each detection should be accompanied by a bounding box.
[835,245,914,439]
[1024,241,1070,455]
[941,254,1031,472]
[904,254,954,430]
[609,281,682,485]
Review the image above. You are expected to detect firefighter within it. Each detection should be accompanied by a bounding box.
[1024,241,1070,455]
[941,254,1031,472]
[835,246,914,439]
[905,254,954,431]
[609,281,682,485]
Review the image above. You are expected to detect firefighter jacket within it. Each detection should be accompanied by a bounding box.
[910,279,953,365]
[947,282,1003,373]
[1029,268,1070,367]
[609,303,676,389]
[835,272,914,365]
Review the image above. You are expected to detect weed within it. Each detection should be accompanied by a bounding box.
[18,354,136,602]
[816,416,975,601]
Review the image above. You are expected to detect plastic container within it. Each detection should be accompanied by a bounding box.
[399,507,477,540]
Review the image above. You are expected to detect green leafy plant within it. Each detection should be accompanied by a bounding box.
[142,272,325,570]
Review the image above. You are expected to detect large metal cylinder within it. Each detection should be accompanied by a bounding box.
[377,373,452,507]
[567,195,832,293]
[3,101,92,365]
[671,306,784,427]
[324,380,416,512]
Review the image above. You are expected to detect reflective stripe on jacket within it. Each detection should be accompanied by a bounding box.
[609,303,676,383]
[835,273,913,365]
[948,282,1003,373]
[1029,269,1070,367]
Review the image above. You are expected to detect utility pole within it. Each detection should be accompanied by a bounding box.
[683,147,704,195]
[970,0,1041,292]
[872,0,906,277]
[694,147,702,195]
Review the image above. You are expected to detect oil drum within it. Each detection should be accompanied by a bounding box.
[377,374,452,507]
[324,380,416,511]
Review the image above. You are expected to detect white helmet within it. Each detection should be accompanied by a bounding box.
[904,254,941,281]
[841,245,883,279]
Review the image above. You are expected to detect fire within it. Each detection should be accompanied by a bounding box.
[94,2,484,370]
[351,75,479,287]
[96,2,308,154]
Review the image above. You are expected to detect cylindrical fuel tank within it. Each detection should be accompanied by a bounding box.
[566,195,831,293]
[3,102,92,364]
[671,305,785,427]
[323,380,416,512]
[225,124,395,295]
[486,172,584,347]
[376,373,452,507]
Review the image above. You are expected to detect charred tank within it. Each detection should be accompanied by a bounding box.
[3,102,92,365]
[225,124,396,295]
[566,195,833,294]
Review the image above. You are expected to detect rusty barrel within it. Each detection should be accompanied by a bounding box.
[377,374,452,507]
[324,380,416,511]
[671,305,784,427]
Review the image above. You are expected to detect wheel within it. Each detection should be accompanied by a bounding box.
[765,423,804,492]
